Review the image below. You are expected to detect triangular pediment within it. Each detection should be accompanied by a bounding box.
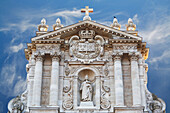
[32,20,142,42]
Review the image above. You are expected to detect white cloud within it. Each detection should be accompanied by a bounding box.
[0,19,36,33]
[0,56,26,97]
[140,19,170,44]
[47,8,83,25]
[149,49,170,64]
[132,14,139,24]
[10,43,24,53]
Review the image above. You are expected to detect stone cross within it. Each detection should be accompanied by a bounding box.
[81,6,93,16]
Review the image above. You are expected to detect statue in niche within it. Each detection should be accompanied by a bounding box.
[80,75,92,102]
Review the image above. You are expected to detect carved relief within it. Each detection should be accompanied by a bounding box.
[36,45,60,54]
[100,80,111,109]
[104,65,109,76]
[113,44,137,53]
[146,88,166,113]
[8,91,27,113]
[69,30,104,63]
[63,79,73,110]
[65,64,70,76]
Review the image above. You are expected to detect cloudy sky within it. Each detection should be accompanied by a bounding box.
[0,0,169,112]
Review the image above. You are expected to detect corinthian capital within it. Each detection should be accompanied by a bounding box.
[129,52,139,61]
[35,52,44,62]
[36,56,43,62]
[52,56,60,62]
[51,52,60,62]
[112,52,123,61]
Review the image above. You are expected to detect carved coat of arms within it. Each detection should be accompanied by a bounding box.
[69,29,104,63]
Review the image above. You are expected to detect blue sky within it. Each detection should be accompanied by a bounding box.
[0,0,169,112]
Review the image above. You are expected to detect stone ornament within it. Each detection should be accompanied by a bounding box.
[126,18,136,31]
[110,17,121,30]
[113,44,137,53]
[63,79,73,110]
[69,30,104,63]
[8,91,27,113]
[148,98,166,113]
[100,80,111,109]
[36,45,60,55]
[65,65,70,76]
[53,18,64,30]
[38,18,48,32]
[104,65,109,76]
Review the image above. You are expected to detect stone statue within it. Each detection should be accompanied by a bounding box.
[80,75,92,101]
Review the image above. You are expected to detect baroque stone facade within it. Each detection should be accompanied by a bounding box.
[8,6,166,113]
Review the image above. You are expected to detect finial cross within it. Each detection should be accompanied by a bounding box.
[81,6,93,16]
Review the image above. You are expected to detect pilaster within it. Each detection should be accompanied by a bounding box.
[32,55,43,106]
[49,55,60,106]
[130,53,141,106]
[139,55,147,110]
[96,75,101,109]
[113,53,124,106]
[73,75,78,109]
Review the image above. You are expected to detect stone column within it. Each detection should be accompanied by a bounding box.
[49,56,60,106]
[114,55,124,106]
[130,54,141,106]
[96,75,101,109]
[73,76,78,109]
[32,55,43,106]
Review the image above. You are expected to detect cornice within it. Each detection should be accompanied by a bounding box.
[31,20,142,41]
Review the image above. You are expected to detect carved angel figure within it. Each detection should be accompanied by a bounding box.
[80,75,92,101]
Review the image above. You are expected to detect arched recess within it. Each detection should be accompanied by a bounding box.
[74,67,100,107]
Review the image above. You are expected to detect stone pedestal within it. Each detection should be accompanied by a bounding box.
[29,106,59,113]
[114,106,144,113]
[78,101,95,113]
[79,101,94,108]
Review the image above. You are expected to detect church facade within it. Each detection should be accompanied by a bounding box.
[8,6,166,113]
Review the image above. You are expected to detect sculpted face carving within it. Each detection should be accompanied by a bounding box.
[80,75,92,102]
